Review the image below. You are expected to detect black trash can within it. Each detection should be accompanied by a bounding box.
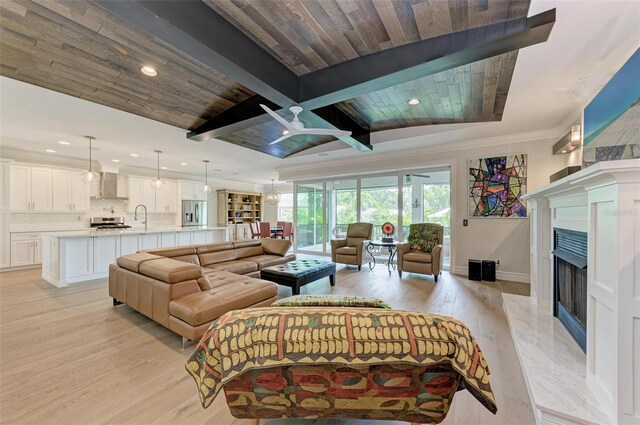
[468,259,482,281]
[482,260,496,282]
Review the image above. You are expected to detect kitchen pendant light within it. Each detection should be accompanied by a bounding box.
[81,136,100,184]
[150,150,165,190]
[265,179,278,205]
[202,160,212,194]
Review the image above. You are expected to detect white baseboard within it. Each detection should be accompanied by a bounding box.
[452,266,530,284]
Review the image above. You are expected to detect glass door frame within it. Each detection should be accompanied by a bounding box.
[292,162,455,270]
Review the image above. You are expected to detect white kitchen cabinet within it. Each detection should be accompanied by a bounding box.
[52,169,90,212]
[30,167,53,211]
[120,234,140,255]
[9,165,31,211]
[93,236,120,274]
[181,181,206,201]
[156,180,178,213]
[9,165,53,211]
[64,237,93,279]
[176,231,191,246]
[127,177,156,212]
[140,233,159,250]
[10,233,42,267]
[192,230,207,245]
[0,162,10,211]
[11,240,34,266]
[160,232,176,247]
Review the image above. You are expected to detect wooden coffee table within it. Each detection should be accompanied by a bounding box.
[260,259,336,295]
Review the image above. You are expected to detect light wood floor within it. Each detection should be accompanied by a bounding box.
[0,264,534,425]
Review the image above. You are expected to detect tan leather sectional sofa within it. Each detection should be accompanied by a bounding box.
[108,239,294,345]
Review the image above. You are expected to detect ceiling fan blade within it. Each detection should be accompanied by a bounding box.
[301,128,352,137]
[269,134,293,145]
[260,104,293,129]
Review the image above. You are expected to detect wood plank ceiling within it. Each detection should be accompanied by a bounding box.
[0,0,255,130]
[0,0,532,156]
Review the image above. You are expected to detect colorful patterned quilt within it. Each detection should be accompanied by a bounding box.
[185,307,497,416]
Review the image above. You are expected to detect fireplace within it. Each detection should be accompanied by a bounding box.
[552,228,587,352]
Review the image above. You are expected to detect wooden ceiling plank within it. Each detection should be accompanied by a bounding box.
[318,0,355,33]
[204,0,280,49]
[342,29,369,56]
[342,9,383,53]
[352,0,391,45]
[0,0,27,17]
[392,0,421,43]
[448,0,470,32]
[299,1,359,60]
[0,25,37,49]
[411,2,437,40]
[96,26,170,67]
[373,1,407,46]
[31,0,101,32]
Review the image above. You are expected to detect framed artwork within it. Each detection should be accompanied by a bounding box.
[469,154,527,218]
[582,49,639,167]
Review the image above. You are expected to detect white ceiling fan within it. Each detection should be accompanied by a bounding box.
[260,104,351,145]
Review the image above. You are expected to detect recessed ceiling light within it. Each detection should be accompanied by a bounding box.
[561,150,567,153]
[161,166,167,170]
[112,159,120,162]
[282,130,289,135]
[45,149,56,153]
[140,65,158,77]
[408,98,421,105]
[58,140,70,145]
[130,153,139,157]
[180,162,188,166]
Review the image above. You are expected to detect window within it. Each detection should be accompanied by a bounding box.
[277,193,293,222]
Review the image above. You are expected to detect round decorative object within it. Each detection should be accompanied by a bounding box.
[382,222,395,236]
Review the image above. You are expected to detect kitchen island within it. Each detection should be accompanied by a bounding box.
[41,227,228,287]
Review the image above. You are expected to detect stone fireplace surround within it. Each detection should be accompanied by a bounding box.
[507,159,640,425]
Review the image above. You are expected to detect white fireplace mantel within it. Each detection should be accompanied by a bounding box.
[521,159,640,425]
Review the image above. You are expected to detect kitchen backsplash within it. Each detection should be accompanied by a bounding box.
[9,199,178,232]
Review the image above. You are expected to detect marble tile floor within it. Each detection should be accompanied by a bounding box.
[502,294,611,425]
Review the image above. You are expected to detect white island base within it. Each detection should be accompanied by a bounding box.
[42,227,228,287]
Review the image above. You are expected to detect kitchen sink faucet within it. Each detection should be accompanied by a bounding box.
[134,204,148,231]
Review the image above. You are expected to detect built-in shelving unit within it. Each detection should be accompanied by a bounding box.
[216,190,262,226]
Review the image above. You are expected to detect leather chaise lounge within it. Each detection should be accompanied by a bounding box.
[108,239,295,346]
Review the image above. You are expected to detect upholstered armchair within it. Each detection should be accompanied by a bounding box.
[397,223,444,282]
[330,222,373,271]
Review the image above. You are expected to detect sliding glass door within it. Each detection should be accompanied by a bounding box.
[295,183,323,252]
[294,167,451,269]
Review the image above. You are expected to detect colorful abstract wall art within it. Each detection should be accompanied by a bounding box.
[583,49,639,167]
[469,154,527,218]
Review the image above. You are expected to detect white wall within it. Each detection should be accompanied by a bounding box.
[278,135,566,279]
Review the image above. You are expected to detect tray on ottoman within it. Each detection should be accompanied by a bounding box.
[260,259,336,296]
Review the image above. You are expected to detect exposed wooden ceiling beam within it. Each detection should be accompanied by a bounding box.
[187,9,554,142]
[94,0,372,153]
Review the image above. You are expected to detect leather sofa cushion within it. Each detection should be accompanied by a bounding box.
[197,276,213,291]
[195,242,235,254]
[346,237,367,247]
[169,274,277,326]
[233,240,262,249]
[261,238,291,256]
[117,252,163,273]
[234,245,264,259]
[243,254,296,269]
[144,247,196,258]
[335,246,357,256]
[199,249,238,266]
[206,260,258,275]
[138,258,202,284]
[172,254,201,266]
[403,251,433,263]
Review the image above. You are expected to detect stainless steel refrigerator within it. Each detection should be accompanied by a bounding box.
[182,200,207,227]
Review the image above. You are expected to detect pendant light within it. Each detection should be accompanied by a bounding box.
[202,160,212,194]
[150,150,165,190]
[265,179,278,205]
[81,136,100,184]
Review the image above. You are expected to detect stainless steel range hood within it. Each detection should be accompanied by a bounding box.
[91,172,128,200]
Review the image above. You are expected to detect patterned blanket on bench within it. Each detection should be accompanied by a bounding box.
[185,307,497,414]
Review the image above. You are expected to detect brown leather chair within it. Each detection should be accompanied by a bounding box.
[330,222,373,271]
[397,223,444,282]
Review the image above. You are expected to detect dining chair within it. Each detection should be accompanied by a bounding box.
[249,222,260,239]
[279,222,293,240]
[259,222,271,238]
[273,220,285,238]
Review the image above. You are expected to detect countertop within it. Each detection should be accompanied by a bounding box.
[41,226,228,238]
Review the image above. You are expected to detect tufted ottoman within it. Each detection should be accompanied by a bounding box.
[260,259,336,295]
